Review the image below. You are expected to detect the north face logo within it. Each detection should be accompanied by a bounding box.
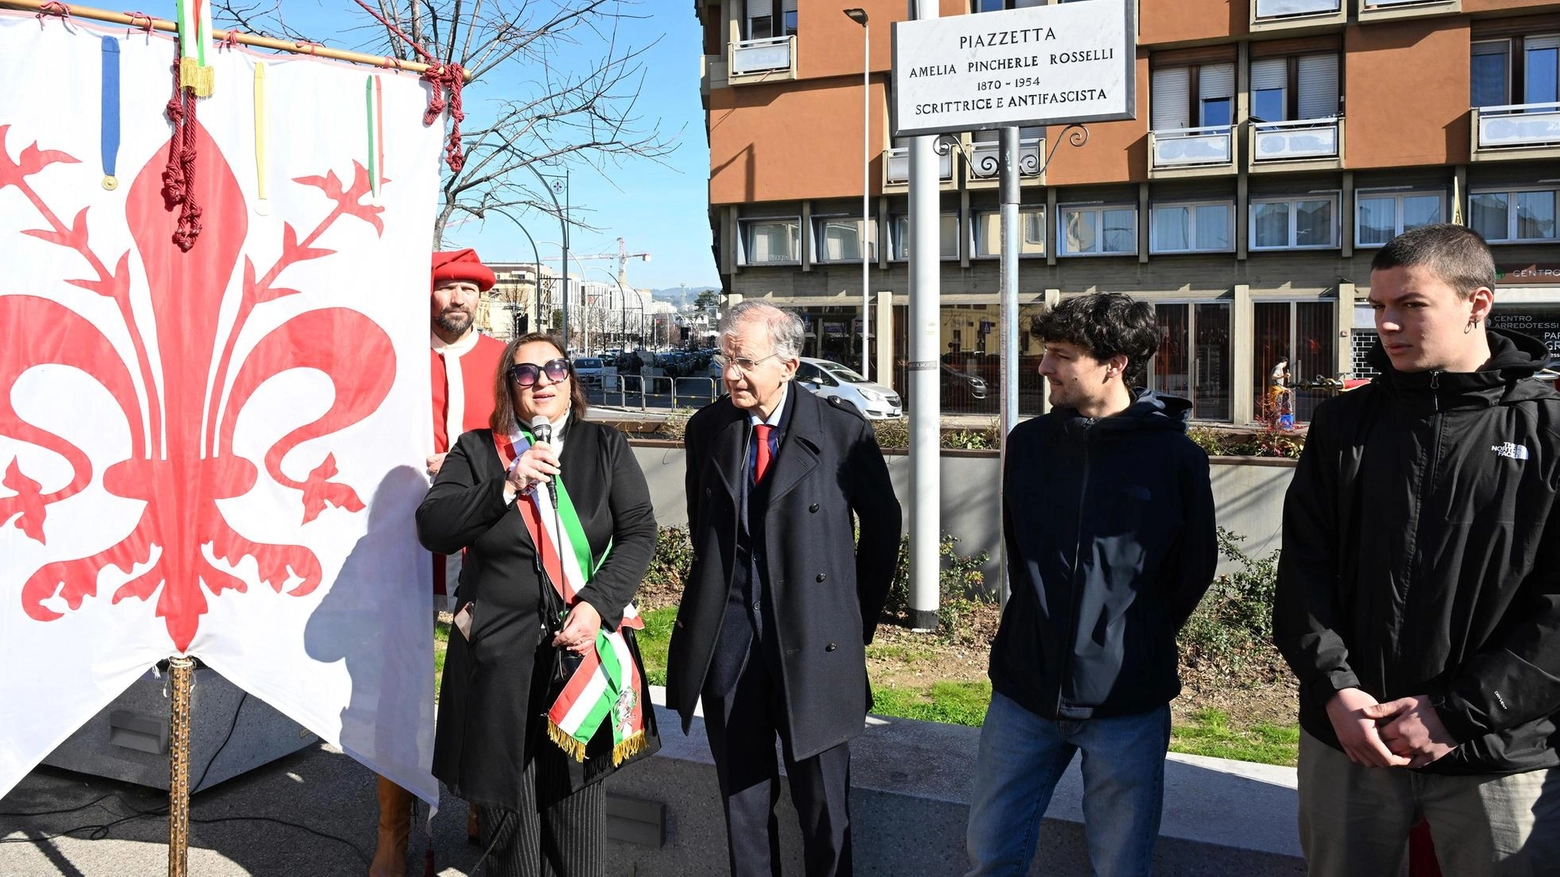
[1492,442,1530,460]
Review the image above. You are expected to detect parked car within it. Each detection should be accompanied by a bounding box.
[571,356,607,387]
[795,358,902,419]
[941,363,989,409]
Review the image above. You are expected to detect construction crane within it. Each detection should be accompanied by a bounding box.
[567,237,650,353]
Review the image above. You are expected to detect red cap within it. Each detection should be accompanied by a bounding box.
[430,249,496,292]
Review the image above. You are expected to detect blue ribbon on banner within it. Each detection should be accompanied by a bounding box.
[101,36,120,190]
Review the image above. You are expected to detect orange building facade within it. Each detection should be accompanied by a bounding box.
[697,0,1560,423]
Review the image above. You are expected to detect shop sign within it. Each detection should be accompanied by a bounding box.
[1489,310,1560,358]
[1497,264,1560,285]
[891,0,1136,138]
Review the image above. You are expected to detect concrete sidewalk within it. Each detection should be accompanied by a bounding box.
[1,740,480,877]
[2,699,1303,876]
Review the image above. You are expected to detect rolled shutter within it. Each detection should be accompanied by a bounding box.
[1297,54,1339,119]
[1153,67,1191,129]
[1201,63,1234,100]
[1251,58,1287,91]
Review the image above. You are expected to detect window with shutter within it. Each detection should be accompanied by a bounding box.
[1200,63,1235,127]
[1526,36,1559,105]
[1152,68,1191,130]
[746,0,773,39]
[1471,41,1511,108]
[1251,59,1288,122]
[1297,55,1339,120]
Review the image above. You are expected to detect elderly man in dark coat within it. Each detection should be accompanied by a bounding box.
[667,300,902,877]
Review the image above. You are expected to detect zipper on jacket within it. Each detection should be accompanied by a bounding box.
[1399,370,1445,670]
[1055,420,1093,716]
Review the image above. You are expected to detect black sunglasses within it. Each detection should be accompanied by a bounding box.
[507,358,570,387]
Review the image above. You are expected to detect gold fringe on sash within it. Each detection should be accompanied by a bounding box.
[611,731,646,767]
[547,720,588,762]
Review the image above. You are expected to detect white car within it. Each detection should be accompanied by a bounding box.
[571,356,608,388]
[794,358,902,419]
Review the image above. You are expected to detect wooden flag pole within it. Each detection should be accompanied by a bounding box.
[0,0,471,80]
[167,655,195,877]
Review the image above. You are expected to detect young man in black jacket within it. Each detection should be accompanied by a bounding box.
[1274,224,1560,875]
[965,293,1217,877]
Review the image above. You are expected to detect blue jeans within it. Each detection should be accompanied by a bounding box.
[965,691,1171,877]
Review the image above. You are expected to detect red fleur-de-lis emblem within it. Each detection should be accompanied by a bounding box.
[0,121,396,651]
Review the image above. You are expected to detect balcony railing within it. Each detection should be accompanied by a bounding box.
[1255,0,1340,17]
[884,147,953,185]
[1150,125,1234,169]
[1252,117,1340,163]
[1474,102,1560,153]
[1357,0,1460,20]
[967,137,1044,181]
[729,36,794,77]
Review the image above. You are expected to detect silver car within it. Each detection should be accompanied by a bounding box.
[795,358,902,419]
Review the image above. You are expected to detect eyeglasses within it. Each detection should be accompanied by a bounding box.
[507,358,570,387]
[713,353,781,375]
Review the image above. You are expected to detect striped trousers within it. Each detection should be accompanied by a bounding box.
[476,753,605,877]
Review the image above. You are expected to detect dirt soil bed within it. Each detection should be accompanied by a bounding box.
[637,580,1297,734]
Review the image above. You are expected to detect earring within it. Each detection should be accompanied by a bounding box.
[1465,316,1480,334]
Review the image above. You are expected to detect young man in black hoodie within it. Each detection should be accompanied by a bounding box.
[965,293,1217,876]
[1274,223,1560,874]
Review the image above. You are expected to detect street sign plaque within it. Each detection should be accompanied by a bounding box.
[891,0,1136,138]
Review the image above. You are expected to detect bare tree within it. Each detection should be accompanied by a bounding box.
[214,0,678,245]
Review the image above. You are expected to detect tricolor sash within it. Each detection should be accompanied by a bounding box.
[494,427,647,765]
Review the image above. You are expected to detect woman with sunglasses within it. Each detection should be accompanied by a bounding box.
[417,333,660,876]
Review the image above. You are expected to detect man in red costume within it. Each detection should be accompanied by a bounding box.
[371,248,507,877]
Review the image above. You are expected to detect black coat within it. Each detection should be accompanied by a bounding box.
[417,422,660,811]
[667,387,902,760]
[1275,329,1560,775]
[993,391,1217,721]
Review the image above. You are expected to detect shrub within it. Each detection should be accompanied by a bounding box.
[655,407,697,442]
[937,534,992,644]
[1187,426,1231,457]
[943,422,1000,450]
[1187,423,1304,459]
[882,533,996,644]
[871,417,1001,450]
[639,526,694,609]
[1179,527,1285,679]
[872,417,910,449]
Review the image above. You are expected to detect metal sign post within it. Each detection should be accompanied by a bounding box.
[997,125,1020,606]
[906,0,941,632]
[892,0,1132,617]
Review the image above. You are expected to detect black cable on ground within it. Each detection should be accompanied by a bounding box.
[0,792,117,819]
[2,693,368,867]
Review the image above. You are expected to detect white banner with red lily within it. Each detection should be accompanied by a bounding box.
[0,12,444,805]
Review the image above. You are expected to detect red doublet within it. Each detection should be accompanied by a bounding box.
[430,331,506,595]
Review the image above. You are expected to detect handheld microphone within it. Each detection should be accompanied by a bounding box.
[532,416,558,503]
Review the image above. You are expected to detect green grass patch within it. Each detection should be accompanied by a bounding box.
[1170,708,1299,767]
[434,620,449,700]
[872,681,992,727]
[635,605,678,687]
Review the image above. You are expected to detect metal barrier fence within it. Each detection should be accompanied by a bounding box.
[605,374,720,411]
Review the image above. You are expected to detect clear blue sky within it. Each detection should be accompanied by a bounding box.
[276,1,718,290]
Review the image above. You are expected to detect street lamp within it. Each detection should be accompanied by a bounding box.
[521,165,571,351]
[593,267,646,349]
[844,7,871,379]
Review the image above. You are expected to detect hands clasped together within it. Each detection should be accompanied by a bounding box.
[1326,688,1458,769]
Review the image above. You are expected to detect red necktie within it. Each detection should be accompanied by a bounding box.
[754,424,773,483]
